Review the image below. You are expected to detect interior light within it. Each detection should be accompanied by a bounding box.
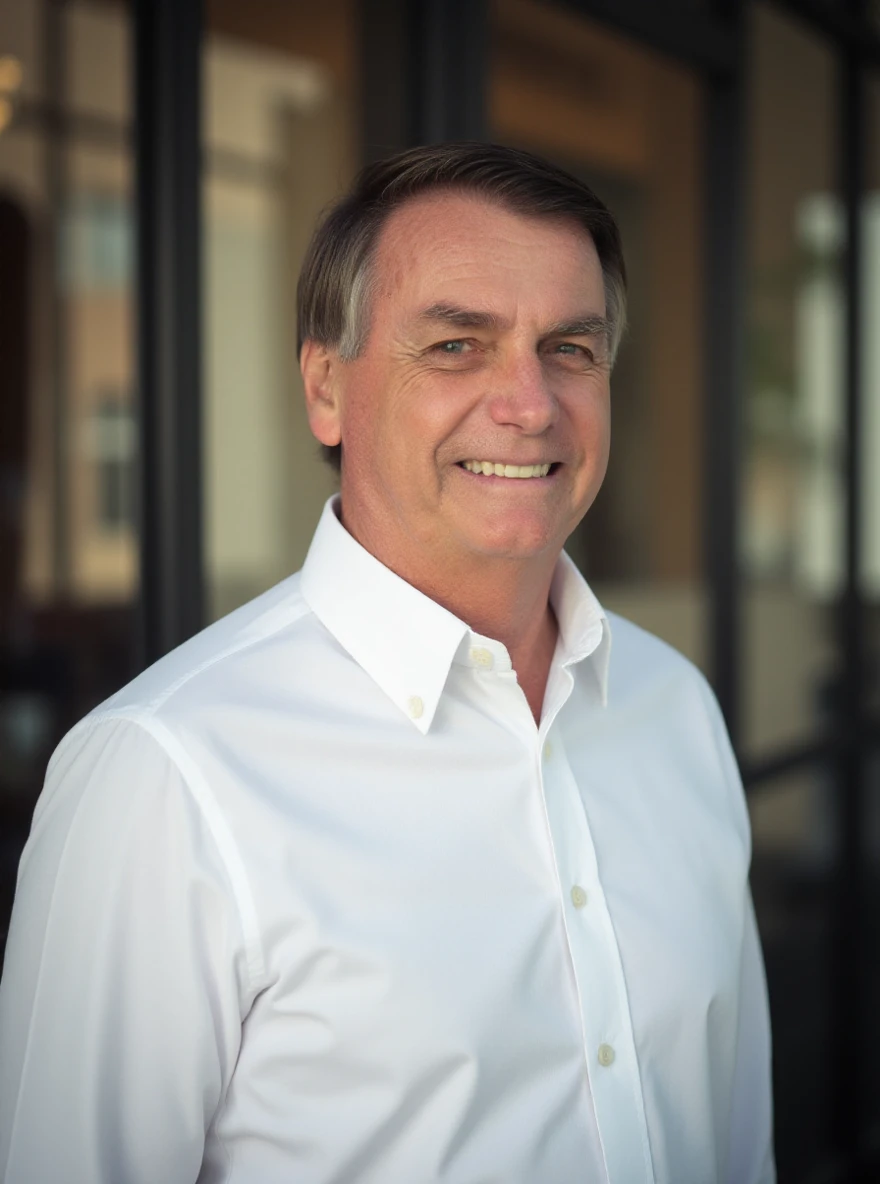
[0,56,23,93]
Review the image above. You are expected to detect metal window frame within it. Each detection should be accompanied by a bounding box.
[133,0,204,667]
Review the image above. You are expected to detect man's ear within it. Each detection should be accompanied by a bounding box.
[301,340,342,448]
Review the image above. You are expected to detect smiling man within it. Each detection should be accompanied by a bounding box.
[0,144,774,1184]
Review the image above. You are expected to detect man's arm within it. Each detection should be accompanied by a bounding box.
[0,715,250,1184]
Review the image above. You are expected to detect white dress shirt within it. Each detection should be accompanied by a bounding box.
[0,496,774,1184]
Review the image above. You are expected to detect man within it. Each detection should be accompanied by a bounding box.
[0,143,774,1182]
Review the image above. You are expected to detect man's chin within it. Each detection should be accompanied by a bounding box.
[453,524,567,565]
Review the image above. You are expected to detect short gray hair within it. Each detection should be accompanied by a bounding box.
[297,142,627,470]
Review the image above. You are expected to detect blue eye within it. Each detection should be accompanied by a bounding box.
[438,340,466,353]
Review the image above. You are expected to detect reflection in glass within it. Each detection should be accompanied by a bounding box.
[863,78,880,716]
[864,78,880,1157]
[0,0,135,953]
[748,764,837,1179]
[743,4,841,758]
[864,745,880,1151]
[203,1,356,621]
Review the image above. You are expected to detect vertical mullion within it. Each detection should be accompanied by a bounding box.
[134,0,204,667]
[45,0,70,598]
[409,0,488,144]
[704,9,746,750]
[360,0,487,162]
[831,16,866,1162]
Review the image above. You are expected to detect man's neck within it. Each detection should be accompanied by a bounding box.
[370,545,559,723]
[429,572,559,724]
[336,500,563,723]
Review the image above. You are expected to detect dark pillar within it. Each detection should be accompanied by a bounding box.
[134,0,205,665]
[830,27,866,1163]
[361,0,488,163]
[703,4,746,748]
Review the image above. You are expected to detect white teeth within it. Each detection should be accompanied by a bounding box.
[461,461,552,478]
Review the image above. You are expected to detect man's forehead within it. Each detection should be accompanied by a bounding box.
[373,189,598,263]
[368,193,603,324]
[356,192,609,350]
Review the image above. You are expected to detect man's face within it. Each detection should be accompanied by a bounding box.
[305,191,613,579]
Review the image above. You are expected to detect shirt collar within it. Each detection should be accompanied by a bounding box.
[550,550,612,706]
[301,497,611,732]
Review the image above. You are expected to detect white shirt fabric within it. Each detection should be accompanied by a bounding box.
[0,496,774,1184]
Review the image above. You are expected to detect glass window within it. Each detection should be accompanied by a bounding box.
[865,739,880,1151]
[748,763,837,1177]
[0,0,135,953]
[742,4,841,759]
[863,74,880,1154]
[203,0,356,621]
[490,0,706,669]
[863,75,880,716]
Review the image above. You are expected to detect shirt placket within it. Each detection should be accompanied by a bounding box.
[538,686,655,1184]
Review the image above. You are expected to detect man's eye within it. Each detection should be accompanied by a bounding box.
[435,340,468,354]
[554,342,590,358]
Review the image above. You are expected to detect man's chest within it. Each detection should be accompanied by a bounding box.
[195,685,747,1182]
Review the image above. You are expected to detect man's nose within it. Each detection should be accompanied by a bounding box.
[487,353,559,435]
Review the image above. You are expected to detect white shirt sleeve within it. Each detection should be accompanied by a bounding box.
[0,715,250,1184]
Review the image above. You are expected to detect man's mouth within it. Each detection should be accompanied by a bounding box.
[458,460,554,479]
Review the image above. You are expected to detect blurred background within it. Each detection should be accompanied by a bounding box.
[0,0,878,1178]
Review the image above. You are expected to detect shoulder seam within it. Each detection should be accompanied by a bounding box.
[99,598,312,723]
[145,599,313,717]
[89,711,268,990]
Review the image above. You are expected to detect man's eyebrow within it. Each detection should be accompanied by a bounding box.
[415,304,613,342]
[416,303,505,331]
[544,315,613,340]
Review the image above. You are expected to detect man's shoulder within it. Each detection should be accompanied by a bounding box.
[86,571,318,728]
[604,608,714,706]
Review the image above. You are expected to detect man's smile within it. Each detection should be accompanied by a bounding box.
[457,460,556,479]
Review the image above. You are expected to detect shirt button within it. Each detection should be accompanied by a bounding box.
[570,884,588,909]
[598,1043,616,1067]
[470,647,494,669]
[407,696,424,720]
[542,740,553,760]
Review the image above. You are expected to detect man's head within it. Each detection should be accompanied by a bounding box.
[297,143,626,471]
[298,142,625,586]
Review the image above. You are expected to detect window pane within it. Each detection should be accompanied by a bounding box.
[749,764,837,1176]
[863,75,880,717]
[203,0,355,621]
[0,0,135,954]
[864,78,880,1154]
[490,0,706,669]
[864,743,880,1152]
[742,4,841,758]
